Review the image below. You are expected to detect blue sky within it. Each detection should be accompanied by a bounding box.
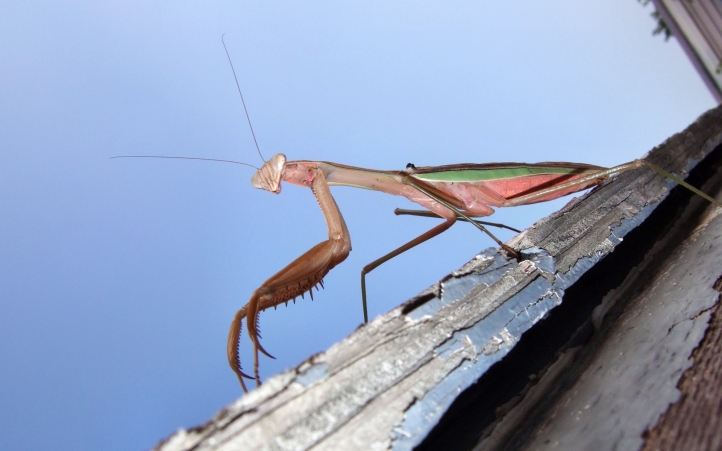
[0,1,716,450]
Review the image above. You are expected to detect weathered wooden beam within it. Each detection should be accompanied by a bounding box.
[642,280,722,450]
[452,117,722,451]
[154,105,722,451]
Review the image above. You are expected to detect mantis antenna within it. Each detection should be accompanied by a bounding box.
[109,155,259,170]
[112,36,270,170]
[222,34,266,163]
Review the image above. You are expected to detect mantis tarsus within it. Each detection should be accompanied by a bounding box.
[227,154,722,393]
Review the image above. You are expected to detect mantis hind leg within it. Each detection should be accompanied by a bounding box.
[402,177,521,260]
[640,160,722,209]
[358,176,524,322]
[360,219,455,323]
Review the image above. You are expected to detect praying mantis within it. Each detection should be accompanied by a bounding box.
[227,153,722,393]
[116,38,722,394]
[115,148,722,394]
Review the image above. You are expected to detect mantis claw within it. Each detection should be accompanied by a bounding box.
[501,244,521,260]
[255,339,276,359]
[227,168,351,392]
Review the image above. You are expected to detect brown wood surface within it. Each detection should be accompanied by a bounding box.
[642,279,722,451]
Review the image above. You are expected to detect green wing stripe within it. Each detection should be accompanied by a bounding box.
[413,166,597,182]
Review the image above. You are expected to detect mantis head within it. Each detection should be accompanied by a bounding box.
[251,153,287,194]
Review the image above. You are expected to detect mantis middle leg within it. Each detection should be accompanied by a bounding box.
[359,176,518,323]
[360,218,456,323]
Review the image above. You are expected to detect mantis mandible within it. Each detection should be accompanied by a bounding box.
[228,154,722,393]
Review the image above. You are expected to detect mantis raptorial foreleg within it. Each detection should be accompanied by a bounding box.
[227,168,352,391]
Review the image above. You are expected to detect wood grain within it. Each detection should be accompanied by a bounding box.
[642,278,722,451]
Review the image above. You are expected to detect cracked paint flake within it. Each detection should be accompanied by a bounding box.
[294,362,329,387]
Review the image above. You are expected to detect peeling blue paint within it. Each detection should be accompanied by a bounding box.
[435,276,555,360]
[611,202,656,238]
[523,247,555,277]
[294,362,329,387]
[406,251,513,322]
[391,197,668,451]
[441,253,513,300]
[395,270,562,449]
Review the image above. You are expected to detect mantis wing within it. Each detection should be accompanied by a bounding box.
[411,162,607,207]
